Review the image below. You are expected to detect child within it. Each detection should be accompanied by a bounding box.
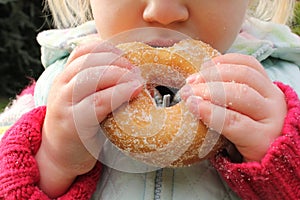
[1,0,300,199]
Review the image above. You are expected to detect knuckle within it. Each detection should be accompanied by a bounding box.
[246,55,258,63]
[68,45,85,62]
[229,83,251,99]
[225,111,242,129]
[93,93,104,108]
[244,55,266,73]
[239,83,251,96]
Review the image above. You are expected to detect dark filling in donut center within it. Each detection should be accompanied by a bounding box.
[154,86,181,107]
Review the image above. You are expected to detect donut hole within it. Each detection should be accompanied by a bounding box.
[153,85,180,107]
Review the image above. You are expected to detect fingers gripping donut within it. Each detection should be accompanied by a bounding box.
[101,39,225,167]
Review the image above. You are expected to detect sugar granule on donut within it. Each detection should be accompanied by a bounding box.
[101,39,226,168]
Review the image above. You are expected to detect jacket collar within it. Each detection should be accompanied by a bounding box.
[228,17,300,66]
[37,21,97,68]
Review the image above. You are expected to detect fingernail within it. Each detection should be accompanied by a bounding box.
[129,79,144,88]
[134,73,146,85]
[202,60,216,69]
[130,66,142,75]
[186,74,200,84]
[186,96,203,118]
[122,68,145,84]
[101,41,123,55]
[180,85,194,100]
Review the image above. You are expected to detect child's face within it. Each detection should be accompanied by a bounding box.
[91,0,249,53]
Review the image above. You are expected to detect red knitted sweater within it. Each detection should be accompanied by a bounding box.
[0,82,299,199]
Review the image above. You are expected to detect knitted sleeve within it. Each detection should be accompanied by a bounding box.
[0,106,102,199]
[212,82,300,200]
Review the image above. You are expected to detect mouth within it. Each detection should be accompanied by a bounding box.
[146,39,180,48]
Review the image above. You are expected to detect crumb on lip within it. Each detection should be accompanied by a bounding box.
[150,45,165,48]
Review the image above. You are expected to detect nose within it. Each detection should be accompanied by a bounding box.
[143,0,189,25]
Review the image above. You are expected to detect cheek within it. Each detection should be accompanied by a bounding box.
[92,2,143,40]
[217,6,247,52]
[200,14,245,52]
[92,9,120,38]
[95,17,136,40]
[94,19,116,39]
[191,2,247,53]
[213,20,244,52]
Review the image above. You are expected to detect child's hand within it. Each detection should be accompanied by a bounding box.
[181,53,287,162]
[36,41,143,197]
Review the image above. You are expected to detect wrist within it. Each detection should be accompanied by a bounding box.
[35,139,77,198]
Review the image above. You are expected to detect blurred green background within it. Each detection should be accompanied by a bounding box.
[0,0,300,111]
[0,0,51,110]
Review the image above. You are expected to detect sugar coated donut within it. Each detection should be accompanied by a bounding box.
[101,39,226,167]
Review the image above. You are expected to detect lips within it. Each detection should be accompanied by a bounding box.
[146,39,180,48]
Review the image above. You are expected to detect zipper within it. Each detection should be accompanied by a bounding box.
[154,168,163,200]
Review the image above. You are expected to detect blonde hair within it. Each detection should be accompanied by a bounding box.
[248,0,295,24]
[44,0,93,29]
[45,0,296,29]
